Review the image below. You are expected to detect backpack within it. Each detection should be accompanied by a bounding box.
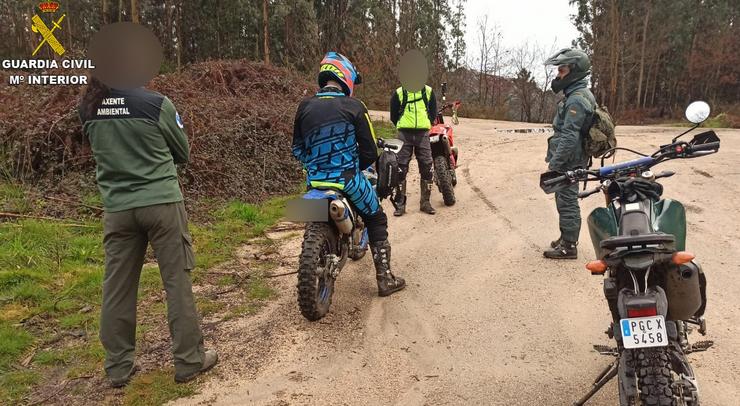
[573,91,617,160]
[398,87,429,117]
[374,149,402,202]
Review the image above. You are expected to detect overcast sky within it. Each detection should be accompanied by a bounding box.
[463,0,580,61]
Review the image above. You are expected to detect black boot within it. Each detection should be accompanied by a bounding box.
[371,240,406,297]
[550,237,562,249]
[393,181,406,217]
[543,241,578,259]
[420,179,436,215]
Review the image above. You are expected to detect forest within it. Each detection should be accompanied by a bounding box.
[1,0,738,125]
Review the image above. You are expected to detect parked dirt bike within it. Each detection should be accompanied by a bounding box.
[429,81,461,206]
[289,138,404,321]
[541,101,719,406]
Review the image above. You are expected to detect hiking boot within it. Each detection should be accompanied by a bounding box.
[110,363,139,388]
[393,181,407,216]
[420,179,436,215]
[174,349,219,383]
[371,240,406,297]
[544,241,578,259]
[550,237,562,249]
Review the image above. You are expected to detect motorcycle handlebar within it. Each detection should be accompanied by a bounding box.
[543,174,568,186]
[687,141,720,154]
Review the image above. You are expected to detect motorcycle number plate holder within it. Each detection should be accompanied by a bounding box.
[620,315,668,349]
[429,135,441,143]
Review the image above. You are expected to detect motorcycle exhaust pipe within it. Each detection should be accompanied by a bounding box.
[329,200,353,234]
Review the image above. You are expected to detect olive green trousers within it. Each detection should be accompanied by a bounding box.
[100,201,204,379]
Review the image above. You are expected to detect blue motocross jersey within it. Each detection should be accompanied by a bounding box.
[292,87,378,189]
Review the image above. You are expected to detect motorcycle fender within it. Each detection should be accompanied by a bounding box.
[617,286,669,320]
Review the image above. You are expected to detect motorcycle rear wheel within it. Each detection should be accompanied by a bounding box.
[297,222,337,321]
[433,155,456,206]
[620,347,691,406]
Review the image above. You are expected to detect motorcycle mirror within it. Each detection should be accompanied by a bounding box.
[685,101,711,124]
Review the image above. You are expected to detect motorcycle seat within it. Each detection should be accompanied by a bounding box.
[600,233,676,250]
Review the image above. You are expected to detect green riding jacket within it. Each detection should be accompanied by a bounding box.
[546,78,595,172]
[80,88,189,212]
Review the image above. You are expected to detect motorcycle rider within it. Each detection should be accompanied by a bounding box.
[292,52,406,297]
[543,48,597,259]
[389,51,438,216]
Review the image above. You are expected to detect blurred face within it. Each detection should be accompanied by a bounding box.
[557,65,570,80]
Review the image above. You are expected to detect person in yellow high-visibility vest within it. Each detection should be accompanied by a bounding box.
[389,84,438,216]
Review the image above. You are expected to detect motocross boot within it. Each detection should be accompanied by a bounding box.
[543,241,578,259]
[393,180,407,217]
[420,179,436,215]
[371,240,406,297]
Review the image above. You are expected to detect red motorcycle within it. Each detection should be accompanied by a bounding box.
[429,82,461,206]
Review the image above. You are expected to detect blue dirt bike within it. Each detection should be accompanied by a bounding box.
[288,138,403,321]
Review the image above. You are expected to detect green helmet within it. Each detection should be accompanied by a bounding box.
[545,48,591,93]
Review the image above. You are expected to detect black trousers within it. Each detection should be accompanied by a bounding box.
[397,129,434,181]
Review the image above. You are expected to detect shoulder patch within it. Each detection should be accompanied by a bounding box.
[176,112,184,129]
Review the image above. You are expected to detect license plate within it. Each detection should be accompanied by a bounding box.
[620,316,668,349]
[429,135,440,143]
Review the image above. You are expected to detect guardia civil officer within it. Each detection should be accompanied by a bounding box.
[80,77,217,387]
[543,48,597,259]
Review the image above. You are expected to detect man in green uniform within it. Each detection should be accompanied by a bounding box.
[80,77,217,386]
[543,48,596,259]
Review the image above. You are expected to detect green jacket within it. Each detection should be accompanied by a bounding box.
[81,88,189,212]
[546,78,595,172]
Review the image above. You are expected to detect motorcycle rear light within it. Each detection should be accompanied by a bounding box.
[585,260,607,275]
[627,307,658,318]
[672,251,695,265]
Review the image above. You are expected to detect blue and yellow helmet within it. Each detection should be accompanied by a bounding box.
[318,52,362,96]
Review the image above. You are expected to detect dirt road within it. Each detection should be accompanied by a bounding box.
[178,114,740,405]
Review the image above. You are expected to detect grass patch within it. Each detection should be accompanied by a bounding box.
[0,180,293,404]
[123,369,197,406]
[372,119,398,139]
[192,195,294,270]
[248,277,276,301]
[0,182,31,214]
[0,322,33,371]
[0,370,40,404]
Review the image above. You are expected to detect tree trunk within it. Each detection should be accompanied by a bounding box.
[263,0,270,65]
[636,0,650,108]
[131,0,139,23]
[118,0,124,22]
[102,0,108,24]
[175,1,182,69]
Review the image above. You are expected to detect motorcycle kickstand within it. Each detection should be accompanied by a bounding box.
[573,358,619,406]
